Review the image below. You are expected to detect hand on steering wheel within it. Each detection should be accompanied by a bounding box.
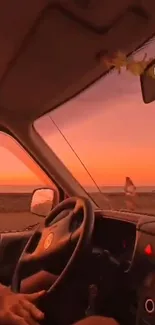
[11,197,95,295]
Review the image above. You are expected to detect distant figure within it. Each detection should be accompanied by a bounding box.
[124,177,137,211]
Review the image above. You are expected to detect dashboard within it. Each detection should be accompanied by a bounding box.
[90,211,155,325]
[1,205,155,325]
[93,217,136,264]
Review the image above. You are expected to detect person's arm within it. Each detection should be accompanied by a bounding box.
[0,284,45,325]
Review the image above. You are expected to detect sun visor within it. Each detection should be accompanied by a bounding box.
[0,4,154,120]
[101,8,150,55]
[60,0,149,33]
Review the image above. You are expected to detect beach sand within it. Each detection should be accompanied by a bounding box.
[0,192,154,232]
[0,193,42,231]
[91,192,155,215]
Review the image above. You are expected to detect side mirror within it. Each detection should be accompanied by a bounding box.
[30,188,57,217]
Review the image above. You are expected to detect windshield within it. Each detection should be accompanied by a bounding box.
[34,38,155,215]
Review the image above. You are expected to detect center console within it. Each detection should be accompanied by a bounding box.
[137,273,155,325]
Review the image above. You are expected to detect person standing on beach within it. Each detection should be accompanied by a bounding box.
[124,177,137,211]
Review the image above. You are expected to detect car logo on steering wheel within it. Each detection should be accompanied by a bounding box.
[44,233,54,250]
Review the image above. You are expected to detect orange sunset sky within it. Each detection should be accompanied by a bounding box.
[1,39,155,189]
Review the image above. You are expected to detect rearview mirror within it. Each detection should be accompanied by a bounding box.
[140,59,155,103]
[30,188,56,217]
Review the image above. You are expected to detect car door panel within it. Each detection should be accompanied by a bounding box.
[0,230,33,285]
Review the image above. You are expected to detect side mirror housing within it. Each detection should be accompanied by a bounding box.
[30,188,57,217]
[140,59,155,104]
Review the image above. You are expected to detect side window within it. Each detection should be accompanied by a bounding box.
[0,132,57,231]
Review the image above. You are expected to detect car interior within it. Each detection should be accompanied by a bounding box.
[0,1,155,325]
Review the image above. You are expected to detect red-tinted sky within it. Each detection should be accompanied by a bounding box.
[35,38,155,188]
[1,38,155,188]
[0,133,51,186]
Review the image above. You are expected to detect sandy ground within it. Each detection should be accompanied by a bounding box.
[91,192,155,215]
[0,212,42,232]
[0,193,42,231]
[0,192,154,232]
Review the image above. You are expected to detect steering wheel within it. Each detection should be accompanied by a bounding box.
[11,196,95,294]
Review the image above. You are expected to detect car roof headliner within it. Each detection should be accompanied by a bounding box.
[0,0,155,126]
